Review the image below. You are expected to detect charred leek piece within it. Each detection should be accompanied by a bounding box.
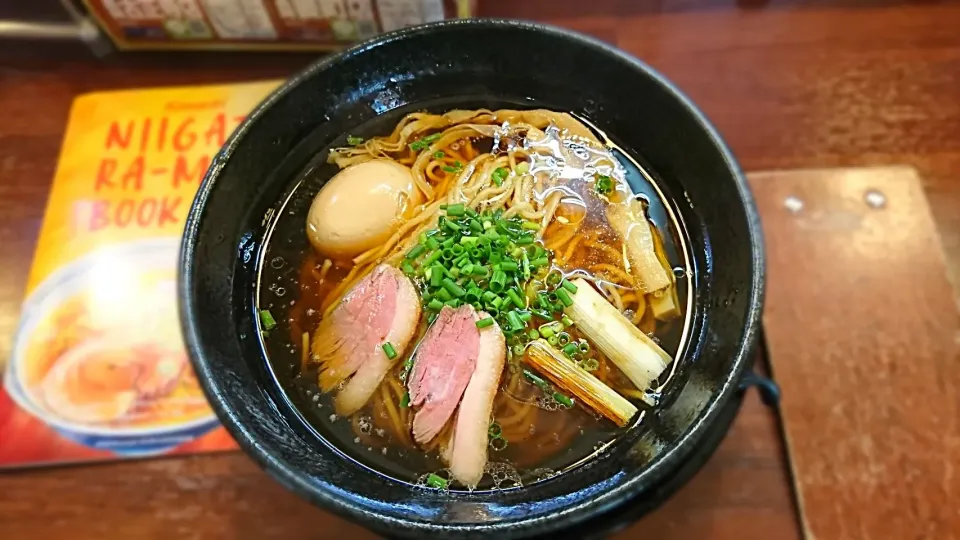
[564,278,673,402]
[607,198,672,295]
[526,340,638,427]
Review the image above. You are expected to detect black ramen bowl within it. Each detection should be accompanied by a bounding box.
[179,19,764,539]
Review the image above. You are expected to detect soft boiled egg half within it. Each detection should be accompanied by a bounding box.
[307,159,423,259]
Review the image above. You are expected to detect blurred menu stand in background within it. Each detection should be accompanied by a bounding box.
[0,0,476,56]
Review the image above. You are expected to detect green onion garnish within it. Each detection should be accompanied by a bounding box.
[442,161,463,173]
[506,288,525,309]
[476,317,495,329]
[407,244,426,260]
[383,342,397,359]
[561,279,578,293]
[259,309,277,331]
[426,473,448,489]
[445,203,466,217]
[595,174,614,195]
[553,392,574,407]
[442,278,466,298]
[433,151,445,159]
[346,135,364,146]
[556,288,574,307]
[491,167,508,186]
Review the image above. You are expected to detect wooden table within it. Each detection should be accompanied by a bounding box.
[1,2,957,538]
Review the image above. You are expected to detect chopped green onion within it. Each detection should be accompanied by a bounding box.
[401,261,415,275]
[491,167,508,186]
[442,278,466,298]
[530,256,550,267]
[383,342,398,359]
[433,151,445,159]
[346,135,364,146]
[422,133,442,144]
[516,161,530,174]
[506,311,524,332]
[427,298,444,311]
[539,325,556,339]
[442,161,463,173]
[499,260,519,272]
[406,244,426,260]
[516,235,534,246]
[561,315,574,327]
[579,341,591,354]
[445,203,466,217]
[557,332,571,346]
[400,391,410,408]
[553,392,575,407]
[426,473,448,489]
[506,288,525,309]
[425,237,440,250]
[561,279,578,293]
[490,270,507,293]
[521,221,540,231]
[259,309,276,331]
[527,329,540,340]
[476,317,495,329]
[595,174,614,195]
[556,288,574,307]
[547,335,559,346]
[562,342,579,358]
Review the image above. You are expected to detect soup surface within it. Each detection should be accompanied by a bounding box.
[257,103,692,491]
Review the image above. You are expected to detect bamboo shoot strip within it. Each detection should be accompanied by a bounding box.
[525,340,638,427]
[563,278,673,396]
[606,198,672,294]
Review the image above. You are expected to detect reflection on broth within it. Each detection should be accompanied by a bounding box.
[257,107,692,491]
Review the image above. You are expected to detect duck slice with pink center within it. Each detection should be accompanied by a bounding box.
[312,264,420,415]
[408,304,506,488]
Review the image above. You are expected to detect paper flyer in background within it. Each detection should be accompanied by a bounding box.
[0,80,280,468]
[81,0,476,51]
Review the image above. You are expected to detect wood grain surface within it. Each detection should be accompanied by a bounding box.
[754,166,960,540]
[1,1,958,538]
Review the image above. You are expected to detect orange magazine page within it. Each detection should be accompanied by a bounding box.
[0,80,281,468]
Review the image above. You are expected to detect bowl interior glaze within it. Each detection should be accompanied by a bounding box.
[180,19,763,539]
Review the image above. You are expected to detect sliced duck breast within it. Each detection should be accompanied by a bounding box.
[311,264,420,415]
[444,311,506,488]
[407,305,479,444]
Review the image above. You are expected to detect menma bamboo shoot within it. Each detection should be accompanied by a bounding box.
[606,198,673,295]
[525,340,638,427]
[564,278,673,395]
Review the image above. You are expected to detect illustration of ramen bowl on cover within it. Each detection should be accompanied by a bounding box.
[5,238,219,456]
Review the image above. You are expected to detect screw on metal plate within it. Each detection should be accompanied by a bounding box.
[738,371,781,410]
[864,189,886,209]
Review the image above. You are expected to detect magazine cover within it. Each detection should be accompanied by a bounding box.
[0,80,280,467]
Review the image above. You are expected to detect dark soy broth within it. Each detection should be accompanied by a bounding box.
[256,99,693,490]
